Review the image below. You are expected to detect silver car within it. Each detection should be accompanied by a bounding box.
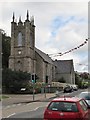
[78,92,90,106]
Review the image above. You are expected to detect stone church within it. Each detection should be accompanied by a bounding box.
[9,11,75,84]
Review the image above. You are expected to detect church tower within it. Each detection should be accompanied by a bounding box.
[9,11,36,74]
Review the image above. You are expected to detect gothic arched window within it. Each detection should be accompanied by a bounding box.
[18,32,22,46]
[30,33,33,48]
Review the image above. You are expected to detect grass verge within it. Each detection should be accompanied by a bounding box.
[0,95,9,101]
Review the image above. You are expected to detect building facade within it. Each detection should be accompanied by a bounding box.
[9,11,36,74]
[9,11,75,84]
[54,60,75,84]
[9,11,56,84]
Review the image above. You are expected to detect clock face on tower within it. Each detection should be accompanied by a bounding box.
[18,50,21,55]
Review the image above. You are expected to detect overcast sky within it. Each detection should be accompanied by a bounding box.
[0,1,89,73]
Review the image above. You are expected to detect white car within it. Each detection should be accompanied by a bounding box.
[72,85,78,91]
[78,92,90,107]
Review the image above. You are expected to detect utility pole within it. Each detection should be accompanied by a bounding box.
[31,73,35,101]
[33,81,35,101]
[45,84,46,98]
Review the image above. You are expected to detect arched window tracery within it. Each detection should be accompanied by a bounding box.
[18,32,22,46]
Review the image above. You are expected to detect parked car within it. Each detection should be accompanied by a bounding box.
[44,96,90,120]
[78,92,90,107]
[63,85,73,93]
[72,85,78,91]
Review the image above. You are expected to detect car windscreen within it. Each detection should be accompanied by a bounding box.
[48,101,78,112]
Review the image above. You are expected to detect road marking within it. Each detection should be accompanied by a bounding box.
[33,105,48,111]
[6,106,10,109]
[12,104,16,107]
[34,107,39,111]
[7,113,16,118]
[26,103,32,106]
[3,103,23,109]
[17,103,21,106]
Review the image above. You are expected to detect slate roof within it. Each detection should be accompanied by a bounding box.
[54,60,74,73]
[35,47,53,64]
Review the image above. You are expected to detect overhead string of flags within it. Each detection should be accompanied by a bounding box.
[76,63,88,66]
[49,39,88,57]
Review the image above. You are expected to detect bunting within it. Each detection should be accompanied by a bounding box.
[76,63,88,66]
[49,39,88,57]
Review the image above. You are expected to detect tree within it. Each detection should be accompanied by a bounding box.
[75,72,79,85]
[75,72,83,88]
[2,32,11,68]
[80,72,89,79]
[2,68,31,93]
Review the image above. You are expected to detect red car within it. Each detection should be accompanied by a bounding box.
[44,96,90,120]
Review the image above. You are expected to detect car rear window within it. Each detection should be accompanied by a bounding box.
[79,100,88,111]
[48,101,78,112]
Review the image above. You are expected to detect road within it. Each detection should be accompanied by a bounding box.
[2,89,88,119]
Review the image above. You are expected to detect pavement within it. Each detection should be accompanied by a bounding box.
[2,89,87,106]
[2,89,88,107]
[2,92,58,106]
[0,102,2,119]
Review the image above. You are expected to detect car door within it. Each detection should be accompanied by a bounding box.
[79,99,89,119]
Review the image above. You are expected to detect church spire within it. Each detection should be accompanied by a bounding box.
[26,10,29,21]
[19,16,21,22]
[12,12,15,22]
